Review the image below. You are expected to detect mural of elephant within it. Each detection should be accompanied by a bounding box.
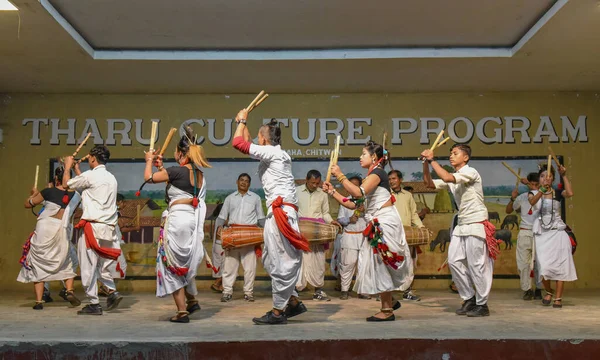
[429,229,451,252]
[501,214,519,230]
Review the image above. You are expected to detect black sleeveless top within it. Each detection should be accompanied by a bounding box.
[41,187,74,209]
[165,166,202,203]
[369,168,390,191]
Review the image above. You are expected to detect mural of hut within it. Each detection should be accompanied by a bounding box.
[401,181,438,212]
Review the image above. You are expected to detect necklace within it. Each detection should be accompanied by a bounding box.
[539,191,555,229]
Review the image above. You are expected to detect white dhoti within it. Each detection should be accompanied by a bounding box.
[354,206,412,295]
[77,223,121,304]
[296,244,326,290]
[330,234,341,278]
[222,246,257,296]
[448,234,494,305]
[339,231,362,292]
[534,229,577,283]
[211,238,224,278]
[263,205,302,310]
[18,199,79,284]
[156,201,206,298]
[516,229,541,291]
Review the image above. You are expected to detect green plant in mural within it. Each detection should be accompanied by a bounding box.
[434,189,454,212]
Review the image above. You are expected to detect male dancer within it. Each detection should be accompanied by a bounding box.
[422,144,496,317]
[63,145,123,315]
[232,110,308,325]
[506,172,542,300]
[217,173,265,302]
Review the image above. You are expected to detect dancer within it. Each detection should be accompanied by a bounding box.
[422,144,497,317]
[506,172,543,300]
[336,176,369,300]
[530,164,576,308]
[389,170,423,301]
[144,126,210,323]
[232,109,309,325]
[217,173,265,303]
[63,145,124,315]
[18,166,81,310]
[323,140,411,321]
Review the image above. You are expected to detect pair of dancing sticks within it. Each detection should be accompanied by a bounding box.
[246,90,269,113]
[145,124,178,157]
[326,135,341,183]
[420,130,450,163]
[502,146,561,181]
[72,132,92,164]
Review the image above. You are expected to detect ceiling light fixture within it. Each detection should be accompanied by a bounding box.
[0,0,17,11]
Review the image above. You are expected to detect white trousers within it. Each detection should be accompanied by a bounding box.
[448,235,493,305]
[212,238,224,278]
[263,206,302,310]
[296,244,326,290]
[339,248,359,292]
[222,246,257,296]
[78,235,119,305]
[516,230,542,291]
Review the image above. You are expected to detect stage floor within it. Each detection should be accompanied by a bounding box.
[1,288,599,359]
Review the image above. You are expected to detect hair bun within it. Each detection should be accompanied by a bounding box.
[184,125,195,144]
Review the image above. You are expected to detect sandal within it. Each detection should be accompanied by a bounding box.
[553,298,563,309]
[33,301,44,310]
[66,289,81,307]
[366,308,395,322]
[542,290,554,306]
[186,299,201,314]
[170,311,190,323]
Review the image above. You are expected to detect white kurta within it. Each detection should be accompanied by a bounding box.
[533,196,577,282]
[434,165,493,305]
[156,182,206,297]
[17,194,80,283]
[249,143,302,310]
[354,186,412,295]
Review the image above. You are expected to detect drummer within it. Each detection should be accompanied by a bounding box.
[389,170,424,301]
[216,173,265,302]
[295,170,340,301]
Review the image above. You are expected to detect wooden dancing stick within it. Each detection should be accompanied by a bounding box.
[326,152,335,183]
[325,135,341,183]
[547,155,552,174]
[437,258,449,272]
[159,128,178,156]
[246,90,268,113]
[548,146,561,168]
[516,168,521,188]
[501,162,521,179]
[77,154,89,164]
[72,132,92,157]
[34,165,39,189]
[136,205,141,228]
[435,137,450,149]
[430,130,445,151]
[149,121,158,152]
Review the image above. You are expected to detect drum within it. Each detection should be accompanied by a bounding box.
[218,225,263,249]
[404,226,433,246]
[299,218,339,244]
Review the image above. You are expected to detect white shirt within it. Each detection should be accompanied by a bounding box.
[434,165,487,239]
[513,189,540,229]
[67,165,118,226]
[337,202,367,233]
[249,144,298,208]
[296,185,334,224]
[218,190,265,225]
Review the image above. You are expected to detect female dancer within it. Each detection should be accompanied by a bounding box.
[18,166,81,309]
[323,141,411,321]
[144,126,211,323]
[530,164,576,308]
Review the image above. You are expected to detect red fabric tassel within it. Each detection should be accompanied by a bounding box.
[62,194,69,205]
[135,191,141,197]
[271,196,310,252]
[528,208,533,215]
[192,197,199,208]
[481,220,501,260]
[530,269,534,278]
[254,245,263,258]
[116,262,125,278]
[390,195,396,204]
[75,220,121,260]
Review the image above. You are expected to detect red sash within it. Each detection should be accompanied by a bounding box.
[75,220,121,261]
[481,220,501,260]
[271,196,310,252]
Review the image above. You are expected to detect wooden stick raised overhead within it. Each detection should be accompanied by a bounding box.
[435,137,450,149]
[34,165,39,189]
[325,152,335,183]
[516,168,521,188]
[72,132,92,157]
[246,90,268,113]
[430,130,445,150]
[548,146,561,168]
[502,161,521,179]
[249,94,269,112]
[159,128,178,156]
[547,155,552,175]
[149,122,158,152]
[325,135,341,183]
